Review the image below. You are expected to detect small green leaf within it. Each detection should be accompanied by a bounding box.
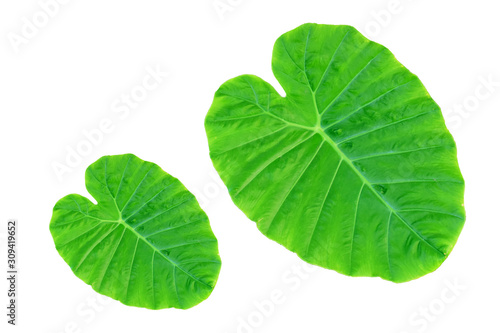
[205,23,465,282]
[50,154,221,309]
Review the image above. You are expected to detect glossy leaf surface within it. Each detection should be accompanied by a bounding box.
[205,23,465,282]
[50,154,221,309]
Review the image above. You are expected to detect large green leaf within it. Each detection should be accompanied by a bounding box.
[50,154,221,309]
[205,23,465,282]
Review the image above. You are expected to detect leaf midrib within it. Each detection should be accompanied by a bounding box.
[272,34,445,255]
[245,80,445,257]
[115,216,213,288]
[92,164,213,288]
[316,126,444,256]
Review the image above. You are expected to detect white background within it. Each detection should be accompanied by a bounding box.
[1,0,499,332]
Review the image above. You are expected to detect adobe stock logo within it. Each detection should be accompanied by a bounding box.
[52,294,113,333]
[213,0,244,21]
[443,74,499,131]
[363,0,418,38]
[51,65,168,182]
[400,278,466,333]
[7,0,72,53]
[234,262,318,333]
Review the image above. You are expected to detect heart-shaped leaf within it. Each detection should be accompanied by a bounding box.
[205,23,465,282]
[50,154,221,309]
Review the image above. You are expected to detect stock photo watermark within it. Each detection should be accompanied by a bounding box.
[443,74,499,131]
[391,73,498,180]
[50,293,113,333]
[213,0,245,21]
[192,169,226,210]
[7,0,72,53]
[234,261,318,333]
[51,64,168,182]
[399,278,466,333]
[5,219,17,326]
[363,0,419,38]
